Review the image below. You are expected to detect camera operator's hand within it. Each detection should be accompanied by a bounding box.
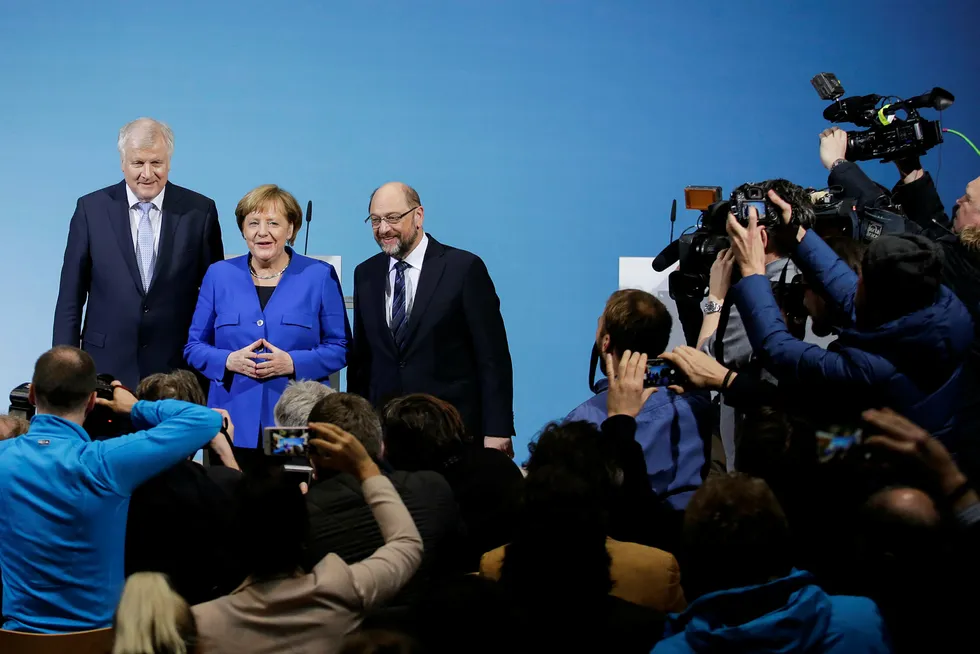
[862,408,969,499]
[708,249,735,302]
[605,350,657,419]
[95,381,137,414]
[767,189,807,243]
[308,422,381,482]
[208,408,240,471]
[226,339,263,378]
[659,346,733,392]
[726,208,767,278]
[819,126,848,170]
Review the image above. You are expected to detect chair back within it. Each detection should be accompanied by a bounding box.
[0,627,114,654]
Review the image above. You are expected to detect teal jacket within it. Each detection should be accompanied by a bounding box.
[0,400,221,633]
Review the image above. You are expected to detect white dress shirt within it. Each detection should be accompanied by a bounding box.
[386,233,429,327]
[125,184,165,256]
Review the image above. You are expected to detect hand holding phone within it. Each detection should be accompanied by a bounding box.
[263,427,310,456]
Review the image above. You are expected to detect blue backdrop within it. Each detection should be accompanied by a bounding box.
[2,0,978,457]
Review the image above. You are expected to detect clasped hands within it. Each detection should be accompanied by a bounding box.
[225,338,294,380]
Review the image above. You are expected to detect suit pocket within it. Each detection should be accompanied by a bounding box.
[281,313,315,329]
[82,331,106,348]
[216,313,240,328]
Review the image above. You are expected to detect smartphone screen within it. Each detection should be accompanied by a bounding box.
[645,358,677,387]
[816,425,864,463]
[263,427,311,456]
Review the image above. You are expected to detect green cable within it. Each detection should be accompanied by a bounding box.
[945,129,980,157]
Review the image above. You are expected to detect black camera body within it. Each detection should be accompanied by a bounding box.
[731,185,779,227]
[809,186,908,243]
[811,73,954,162]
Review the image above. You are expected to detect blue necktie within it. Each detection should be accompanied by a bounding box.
[390,260,410,348]
[136,202,155,292]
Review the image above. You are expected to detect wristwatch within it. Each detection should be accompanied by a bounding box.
[703,299,724,315]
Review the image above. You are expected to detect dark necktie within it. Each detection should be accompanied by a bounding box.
[390,260,410,348]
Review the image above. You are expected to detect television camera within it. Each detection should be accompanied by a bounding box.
[811,72,954,162]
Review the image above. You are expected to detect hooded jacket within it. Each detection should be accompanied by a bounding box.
[731,229,973,441]
[652,569,891,654]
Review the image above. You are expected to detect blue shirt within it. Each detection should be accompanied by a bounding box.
[0,400,222,633]
[566,385,711,509]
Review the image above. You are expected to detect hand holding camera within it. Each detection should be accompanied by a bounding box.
[659,346,732,392]
[308,422,380,482]
[605,350,657,419]
[819,126,849,170]
[94,380,137,414]
[726,207,767,278]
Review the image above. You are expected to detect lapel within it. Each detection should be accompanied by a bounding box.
[401,235,446,353]
[149,182,184,294]
[365,253,398,357]
[107,181,145,296]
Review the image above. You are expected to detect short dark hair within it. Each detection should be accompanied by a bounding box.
[527,421,615,504]
[237,467,309,580]
[600,289,672,358]
[31,346,97,413]
[368,183,421,213]
[682,473,793,598]
[381,394,467,471]
[823,235,865,274]
[308,393,382,459]
[136,370,205,405]
[736,407,817,487]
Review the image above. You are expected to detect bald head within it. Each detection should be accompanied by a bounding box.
[30,346,97,416]
[368,182,421,214]
[867,487,941,528]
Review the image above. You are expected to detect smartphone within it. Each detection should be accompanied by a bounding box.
[645,358,680,388]
[263,427,311,456]
[816,424,864,463]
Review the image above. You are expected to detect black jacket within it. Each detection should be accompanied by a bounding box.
[303,464,462,604]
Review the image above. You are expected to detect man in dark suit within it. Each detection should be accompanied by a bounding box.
[53,117,224,389]
[348,182,515,455]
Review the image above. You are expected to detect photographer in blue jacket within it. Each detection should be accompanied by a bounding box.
[0,346,223,633]
[724,190,973,443]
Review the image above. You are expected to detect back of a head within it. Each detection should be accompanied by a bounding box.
[861,234,941,324]
[601,289,672,358]
[340,630,424,654]
[682,473,792,598]
[736,407,817,491]
[736,178,816,237]
[113,572,196,654]
[381,394,466,471]
[136,370,205,405]
[31,345,97,415]
[237,467,309,579]
[862,486,942,560]
[274,380,336,426]
[526,421,614,501]
[309,392,382,459]
[500,465,612,604]
[823,235,866,275]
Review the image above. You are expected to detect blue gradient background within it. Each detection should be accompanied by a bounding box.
[2,1,978,456]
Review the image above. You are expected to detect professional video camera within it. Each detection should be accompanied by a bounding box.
[809,186,909,243]
[812,73,954,162]
[654,184,792,301]
[6,373,132,439]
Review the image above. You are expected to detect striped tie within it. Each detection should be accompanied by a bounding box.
[390,260,410,348]
[136,202,156,292]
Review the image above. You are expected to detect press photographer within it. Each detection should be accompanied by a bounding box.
[725,193,973,441]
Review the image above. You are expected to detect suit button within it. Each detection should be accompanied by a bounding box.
[257,319,264,326]
[143,306,149,313]
[398,361,406,368]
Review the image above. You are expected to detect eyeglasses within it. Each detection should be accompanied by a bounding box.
[365,207,417,227]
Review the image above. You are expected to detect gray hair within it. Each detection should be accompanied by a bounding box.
[274,380,336,426]
[118,117,174,159]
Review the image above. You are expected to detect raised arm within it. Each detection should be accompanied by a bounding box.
[88,394,222,496]
[289,263,350,381]
[462,257,515,437]
[53,199,91,347]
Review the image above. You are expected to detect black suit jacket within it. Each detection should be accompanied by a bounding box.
[53,181,224,388]
[348,235,515,438]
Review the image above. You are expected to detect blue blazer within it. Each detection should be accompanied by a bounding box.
[184,248,350,447]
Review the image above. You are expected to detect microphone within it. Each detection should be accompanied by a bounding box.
[303,200,313,255]
[652,240,680,272]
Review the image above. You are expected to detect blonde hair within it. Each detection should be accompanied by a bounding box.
[959,225,980,252]
[235,184,303,245]
[113,573,197,654]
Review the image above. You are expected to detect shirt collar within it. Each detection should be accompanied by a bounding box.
[389,232,429,272]
[125,183,166,211]
[29,413,92,442]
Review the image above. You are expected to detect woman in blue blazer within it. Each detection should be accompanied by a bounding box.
[185,185,349,450]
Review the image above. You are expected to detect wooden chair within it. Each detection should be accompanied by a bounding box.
[0,627,113,654]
